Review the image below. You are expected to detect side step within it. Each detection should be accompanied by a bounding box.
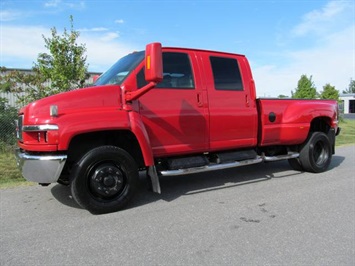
[160,157,263,176]
[159,152,300,177]
[263,151,299,162]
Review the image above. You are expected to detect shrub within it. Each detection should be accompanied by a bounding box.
[0,98,18,152]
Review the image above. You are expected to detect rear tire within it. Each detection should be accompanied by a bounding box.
[70,146,139,214]
[299,132,332,173]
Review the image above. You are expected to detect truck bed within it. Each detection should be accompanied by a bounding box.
[257,98,338,147]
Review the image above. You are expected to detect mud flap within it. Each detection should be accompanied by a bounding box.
[327,128,336,154]
[147,166,161,194]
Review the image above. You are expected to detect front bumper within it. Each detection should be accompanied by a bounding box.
[15,149,67,183]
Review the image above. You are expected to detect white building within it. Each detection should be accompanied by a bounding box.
[339,94,355,114]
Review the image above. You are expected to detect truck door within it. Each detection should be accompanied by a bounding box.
[137,50,208,157]
[199,52,258,150]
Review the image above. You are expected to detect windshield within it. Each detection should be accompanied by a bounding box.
[95,51,145,86]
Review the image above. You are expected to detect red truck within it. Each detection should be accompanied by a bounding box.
[15,43,340,214]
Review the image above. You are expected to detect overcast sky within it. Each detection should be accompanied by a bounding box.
[1,0,354,97]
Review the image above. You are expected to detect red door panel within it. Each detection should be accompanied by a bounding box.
[138,50,208,157]
[198,52,258,150]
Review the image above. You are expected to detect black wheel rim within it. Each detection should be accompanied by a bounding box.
[313,141,328,166]
[88,162,127,200]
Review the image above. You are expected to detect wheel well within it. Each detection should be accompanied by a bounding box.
[310,117,331,134]
[284,117,335,156]
[67,130,145,168]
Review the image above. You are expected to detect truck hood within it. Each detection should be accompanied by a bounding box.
[20,85,122,122]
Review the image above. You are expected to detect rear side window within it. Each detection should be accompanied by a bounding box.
[210,56,243,91]
[137,52,194,89]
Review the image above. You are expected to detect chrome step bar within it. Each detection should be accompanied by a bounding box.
[262,151,299,162]
[160,157,263,176]
[159,152,299,177]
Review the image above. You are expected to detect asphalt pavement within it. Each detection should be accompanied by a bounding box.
[1,145,354,265]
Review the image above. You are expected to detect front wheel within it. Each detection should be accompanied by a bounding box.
[70,146,139,214]
[299,132,332,173]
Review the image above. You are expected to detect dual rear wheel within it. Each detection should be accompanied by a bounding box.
[288,132,332,173]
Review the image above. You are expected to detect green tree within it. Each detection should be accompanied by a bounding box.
[320,83,339,100]
[0,98,18,151]
[0,16,89,106]
[291,74,317,99]
[0,68,50,106]
[342,78,355,94]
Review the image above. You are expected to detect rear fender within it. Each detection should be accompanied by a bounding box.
[258,99,337,146]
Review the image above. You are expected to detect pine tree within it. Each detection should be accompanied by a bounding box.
[292,74,317,99]
[320,83,339,100]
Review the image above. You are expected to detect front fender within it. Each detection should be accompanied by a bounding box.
[57,109,155,167]
[57,108,130,150]
[128,111,154,166]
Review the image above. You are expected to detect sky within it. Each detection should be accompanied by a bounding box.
[0,0,354,97]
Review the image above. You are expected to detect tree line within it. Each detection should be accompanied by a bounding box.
[284,75,355,100]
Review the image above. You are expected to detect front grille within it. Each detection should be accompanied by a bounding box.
[16,115,24,142]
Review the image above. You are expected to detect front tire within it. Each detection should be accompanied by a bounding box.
[299,132,332,173]
[70,146,139,214]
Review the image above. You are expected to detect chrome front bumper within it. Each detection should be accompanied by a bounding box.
[15,149,67,183]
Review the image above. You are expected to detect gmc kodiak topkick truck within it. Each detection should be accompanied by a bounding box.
[15,43,340,214]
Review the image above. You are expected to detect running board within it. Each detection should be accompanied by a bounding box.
[159,152,300,177]
[160,157,263,176]
[262,152,299,162]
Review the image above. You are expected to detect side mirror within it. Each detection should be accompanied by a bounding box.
[145,42,163,83]
[125,42,163,102]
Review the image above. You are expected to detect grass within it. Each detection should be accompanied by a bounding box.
[0,152,32,188]
[1,119,354,189]
[336,119,355,146]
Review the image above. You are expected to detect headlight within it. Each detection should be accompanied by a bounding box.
[15,115,24,142]
[22,124,59,143]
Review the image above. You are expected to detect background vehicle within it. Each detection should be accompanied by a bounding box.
[15,43,340,214]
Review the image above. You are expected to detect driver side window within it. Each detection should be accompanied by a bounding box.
[137,52,194,89]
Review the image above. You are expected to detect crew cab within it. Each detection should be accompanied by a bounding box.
[15,43,340,214]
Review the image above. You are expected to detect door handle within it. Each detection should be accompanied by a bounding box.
[245,94,250,107]
[197,92,203,107]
